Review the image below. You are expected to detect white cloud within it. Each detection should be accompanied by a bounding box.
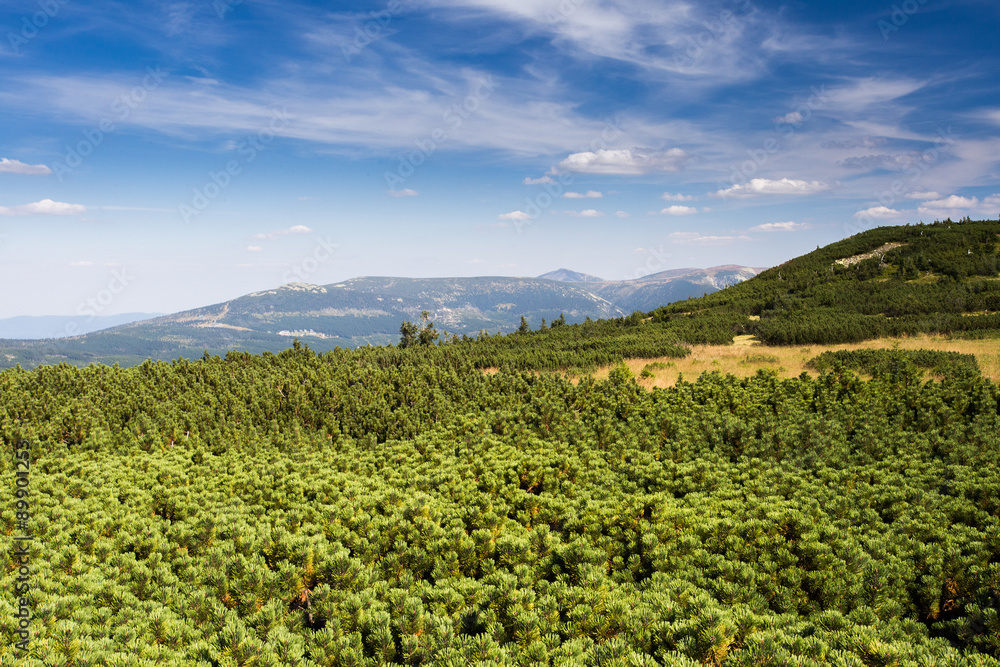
[775,111,804,125]
[523,176,555,185]
[615,211,630,218]
[388,188,419,197]
[562,190,603,199]
[827,78,925,113]
[247,245,263,252]
[575,209,604,217]
[750,221,810,232]
[499,210,531,221]
[917,194,1000,219]
[98,206,174,212]
[920,195,977,210]
[558,148,689,175]
[669,232,750,246]
[854,206,903,220]
[253,224,314,240]
[0,158,51,175]
[713,178,831,198]
[905,191,941,200]
[658,205,698,216]
[660,192,693,201]
[0,199,86,216]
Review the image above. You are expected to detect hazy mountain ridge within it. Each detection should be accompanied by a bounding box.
[0,267,762,369]
[0,313,164,339]
[537,268,604,282]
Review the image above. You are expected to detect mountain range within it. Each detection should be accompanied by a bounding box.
[0,265,761,369]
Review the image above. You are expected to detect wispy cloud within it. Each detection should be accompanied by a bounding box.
[98,206,174,212]
[0,199,86,216]
[388,188,419,197]
[253,224,314,240]
[564,209,604,217]
[669,231,750,246]
[660,192,692,201]
[750,221,810,232]
[562,190,602,199]
[0,158,51,175]
[523,175,554,185]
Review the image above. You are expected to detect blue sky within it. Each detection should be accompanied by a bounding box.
[1,0,999,318]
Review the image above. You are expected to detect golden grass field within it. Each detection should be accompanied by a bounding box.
[587,334,1000,387]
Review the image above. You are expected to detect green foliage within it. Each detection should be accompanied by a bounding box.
[807,348,981,378]
[1,342,1000,665]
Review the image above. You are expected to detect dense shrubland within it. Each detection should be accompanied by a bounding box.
[2,339,999,666]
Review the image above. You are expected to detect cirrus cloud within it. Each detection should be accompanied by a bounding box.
[669,232,750,246]
[750,221,811,232]
[253,224,314,240]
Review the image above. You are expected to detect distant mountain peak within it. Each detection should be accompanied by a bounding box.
[538,268,604,282]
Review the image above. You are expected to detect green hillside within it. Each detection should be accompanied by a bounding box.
[1,220,999,666]
[653,219,1000,345]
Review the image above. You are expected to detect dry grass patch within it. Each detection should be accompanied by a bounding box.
[588,334,1000,387]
